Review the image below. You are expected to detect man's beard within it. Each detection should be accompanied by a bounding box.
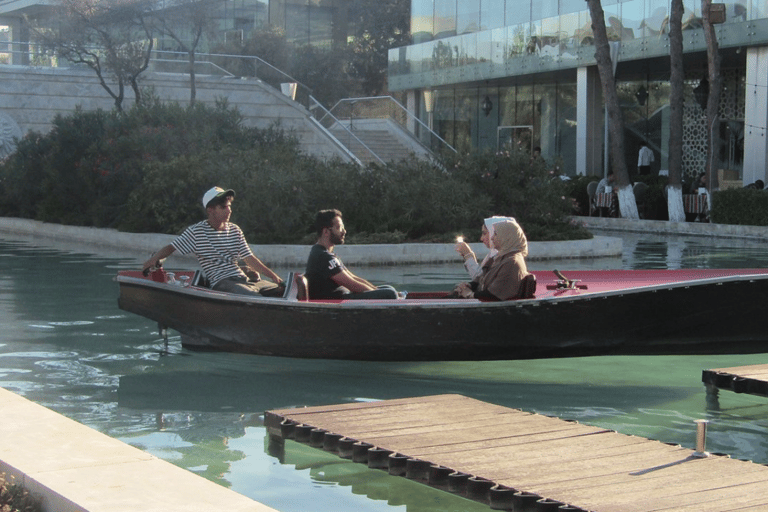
[331,232,345,245]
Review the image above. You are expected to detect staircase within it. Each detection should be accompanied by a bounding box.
[328,118,435,166]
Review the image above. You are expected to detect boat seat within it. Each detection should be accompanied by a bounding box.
[515,273,537,299]
[282,272,309,301]
[191,270,210,288]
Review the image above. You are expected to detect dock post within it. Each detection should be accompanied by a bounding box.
[693,419,710,458]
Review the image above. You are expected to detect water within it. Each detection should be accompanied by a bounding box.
[2,230,768,511]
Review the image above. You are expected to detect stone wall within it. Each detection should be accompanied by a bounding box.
[0,65,349,160]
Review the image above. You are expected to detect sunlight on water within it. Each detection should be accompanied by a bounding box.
[2,229,768,512]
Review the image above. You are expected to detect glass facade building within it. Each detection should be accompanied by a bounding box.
[390,0,768,181]
[0,0,356,51]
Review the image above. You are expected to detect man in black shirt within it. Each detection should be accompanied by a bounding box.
[304,209,398,300]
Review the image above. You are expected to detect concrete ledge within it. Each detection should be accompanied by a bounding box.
[577,216,768,240]
[0,387,277,512]
[0,217,621,266]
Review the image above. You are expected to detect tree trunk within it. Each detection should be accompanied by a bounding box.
[585,0,638,219]
[188,51,197,104]
[667,0,685,222]
[702,0,722,192]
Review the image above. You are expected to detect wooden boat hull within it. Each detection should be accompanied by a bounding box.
[116,269,768,361]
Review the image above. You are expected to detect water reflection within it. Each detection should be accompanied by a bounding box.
[2,230,768,512]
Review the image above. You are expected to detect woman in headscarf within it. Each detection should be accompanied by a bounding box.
[455,216,513,280]
[454,219,530,301]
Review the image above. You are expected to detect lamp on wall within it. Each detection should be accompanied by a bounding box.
[693,77,709,110]
[635,85,649,106]
[481,95,493,117]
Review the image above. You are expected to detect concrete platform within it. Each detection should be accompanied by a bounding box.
[0,387,277,512]
[0,217,621,267]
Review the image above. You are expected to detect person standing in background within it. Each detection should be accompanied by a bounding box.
[637,142,654,176]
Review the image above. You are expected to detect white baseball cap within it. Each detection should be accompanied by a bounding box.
[202,186,234,208]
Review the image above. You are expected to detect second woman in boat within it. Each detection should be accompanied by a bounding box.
[453,219,530,301]
[455,216,513,280]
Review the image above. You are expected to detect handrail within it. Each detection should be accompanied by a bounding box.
[150,57,235,77]
[310,95,385,166]
[151,49,314,108]
[322,95,457,156]
[3,42,451,164]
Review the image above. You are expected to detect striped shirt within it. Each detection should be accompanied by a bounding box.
[171,221,254,287]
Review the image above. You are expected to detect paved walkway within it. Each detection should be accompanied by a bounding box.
[0,387,278,512]
[577,216,768,240]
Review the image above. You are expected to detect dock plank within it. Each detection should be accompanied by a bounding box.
[266,394,768,512]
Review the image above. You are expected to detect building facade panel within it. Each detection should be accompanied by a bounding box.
[391,0,766,183]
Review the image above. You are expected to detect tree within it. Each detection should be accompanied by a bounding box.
[30,0,154,112]
[151,0,217,104]
[702,0,723,191]
[667,0,686,221]
[585,0,639,218]
[347,0,410,96]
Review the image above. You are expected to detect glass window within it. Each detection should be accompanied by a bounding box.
[506,23,530,57]
[434,0,457,38]
[539,16,561,56]
[490,27,506,65]
[309,0,334,48]
[505,0,530,26]
[619,0,645,41]
[555,83,578,175]
[457,0,480,34]
[560,11,582,53]
[480,0,505,31]
[641,0,668,37]
[531,0,557,22]
[412,0,434,43]
[285,0,309,44]
[560,0,584,16]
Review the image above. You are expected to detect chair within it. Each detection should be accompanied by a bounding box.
[515,274,537,299]
[633,182,649,218]
[282,272,309,301]
[587,181,598,216]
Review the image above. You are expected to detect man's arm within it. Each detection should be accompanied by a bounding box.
[243,254,283,284]
[331,268,376,293]
[142,244,176,273]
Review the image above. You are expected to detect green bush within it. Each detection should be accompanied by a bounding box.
[566,175,597,217]
[1,472,41,512]
[0,100,586,243]
[710,188,768,225]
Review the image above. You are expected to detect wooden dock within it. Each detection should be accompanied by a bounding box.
[265,394,768,512]
[703,363,768,397]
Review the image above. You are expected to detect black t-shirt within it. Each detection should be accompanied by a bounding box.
[304,244,347,299]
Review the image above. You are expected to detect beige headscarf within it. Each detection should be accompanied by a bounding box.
[492,220,528,257]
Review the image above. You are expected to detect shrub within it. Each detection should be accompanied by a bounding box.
[1,472,41,512]
[0,101,587,243]
[710,188,768,225]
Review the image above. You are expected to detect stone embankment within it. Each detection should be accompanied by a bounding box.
[0,217,622,266]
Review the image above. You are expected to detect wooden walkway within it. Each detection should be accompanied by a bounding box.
[265,394,768,512]
[703,363,768,397]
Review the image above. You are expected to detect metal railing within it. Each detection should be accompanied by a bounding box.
[309,95,385,166]
[2,42,453,163]
[320,96,456,157]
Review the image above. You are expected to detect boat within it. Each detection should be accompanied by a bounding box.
[116,268,768,361]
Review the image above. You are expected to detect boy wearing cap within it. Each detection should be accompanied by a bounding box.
[142,186,284,297]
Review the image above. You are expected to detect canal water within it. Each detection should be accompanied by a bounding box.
[2,230,768,512]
